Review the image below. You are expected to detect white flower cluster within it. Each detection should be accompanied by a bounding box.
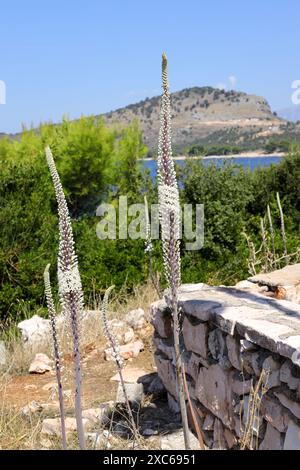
[157,53,181,288]
[45,146,84,322]
[144,195,153,253]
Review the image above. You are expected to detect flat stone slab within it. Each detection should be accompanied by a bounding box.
[248,263,300,288]
[165,284,300,365]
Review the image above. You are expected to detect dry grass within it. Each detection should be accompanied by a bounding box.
[0,280,160,450]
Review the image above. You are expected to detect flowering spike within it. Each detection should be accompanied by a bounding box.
[45,146,85,450]
[157,53,190,449]
[157,53,181,288]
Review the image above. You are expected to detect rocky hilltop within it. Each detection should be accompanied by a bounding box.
[103,86,285,151]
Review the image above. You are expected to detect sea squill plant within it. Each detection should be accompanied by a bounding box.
[100,285,138,438]
[45,146,85,450]
[44,263,67,450]
[157,53,190,449]
[144,195,162,297]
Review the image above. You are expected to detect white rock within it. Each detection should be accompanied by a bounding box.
[82,403,113,425]
[29,353,53,374]
[104,340,144,361]
[18,315,51,350]
[21,401,43,415]
[160,429,201,450]
[41,417,91,437]
[110,367,147,383]
[125,308,146,330]
[107,319,135,345]
[116,382,143,406]
[0,341,7,367]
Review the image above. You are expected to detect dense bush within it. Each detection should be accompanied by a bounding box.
[0,117,148,324]
[1,119,300,327]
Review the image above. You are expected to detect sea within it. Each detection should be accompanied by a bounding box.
[141,155,283,179]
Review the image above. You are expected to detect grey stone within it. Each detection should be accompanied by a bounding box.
[284,420,300,450]
[183,317,208,357]
[179,299,221,323]
[183,352,202,381]
[147,375,166,395]
[259,423,283,450]
[248,263,300,290]
[196,364,234,429]
[240,339,257,352]
[164,284,300,364]
[150,300,172,339]
[213,419,227,449]
[261,396,290,432]
[274,392,300,420]
[167,393,180,414]
[231,373,252,396]
[208,329,226,360]
[153,335,174,361]
[262,356,281,389]
[116,382,144,407]
[155,353,177,397]
[224,428,237,449]
[280,360,299,391]
[226,335,242,370]
[203,414,214,431]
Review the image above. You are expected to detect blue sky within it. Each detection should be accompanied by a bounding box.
[0,0,299,133]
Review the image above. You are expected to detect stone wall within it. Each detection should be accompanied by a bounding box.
[150,283,300,450]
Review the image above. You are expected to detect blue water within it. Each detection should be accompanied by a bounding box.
[141,155,283,179]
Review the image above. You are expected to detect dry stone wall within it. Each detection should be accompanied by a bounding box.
[151,283,300,450]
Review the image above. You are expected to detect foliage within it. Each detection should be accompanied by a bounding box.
[1,113,300,327]
[0,117,148,326]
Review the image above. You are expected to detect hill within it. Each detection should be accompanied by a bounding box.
[103,86,288,152]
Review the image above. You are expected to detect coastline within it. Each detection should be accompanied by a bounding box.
[140,151,285,161]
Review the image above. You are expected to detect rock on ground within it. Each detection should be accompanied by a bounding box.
[104,340,144,361]
[0,341,7,367]
[18,315,51,350]
[125,308,146,330]
[160,429,201,450]
[29,353,53,374]
[107,319,135,345]
[116,382,144,407]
